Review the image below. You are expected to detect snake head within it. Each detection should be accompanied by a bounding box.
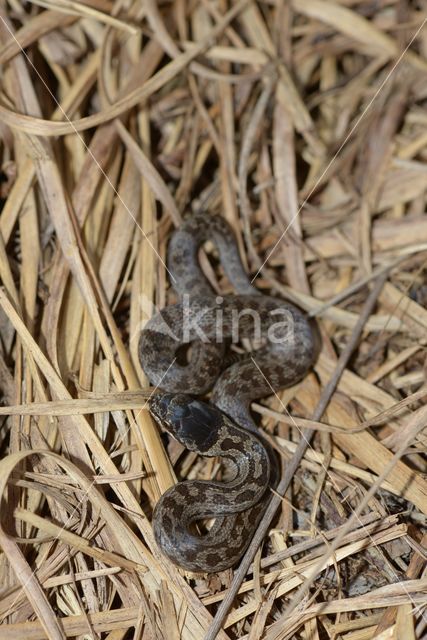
[148,393,221,453]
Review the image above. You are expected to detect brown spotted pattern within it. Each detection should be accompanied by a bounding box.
[147,393,271,572]
[139,213,316,572]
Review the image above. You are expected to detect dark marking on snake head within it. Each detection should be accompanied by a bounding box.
[220,437,238,452]
[148,392,183,425]
[149,393,222,453]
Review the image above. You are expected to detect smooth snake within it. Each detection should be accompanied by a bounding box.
[139,213,316,572]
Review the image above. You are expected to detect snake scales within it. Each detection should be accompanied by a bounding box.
[139,213,316,572]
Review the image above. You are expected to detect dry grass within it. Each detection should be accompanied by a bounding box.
[0,1,426,639]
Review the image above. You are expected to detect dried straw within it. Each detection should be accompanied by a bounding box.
[0,1,426,639]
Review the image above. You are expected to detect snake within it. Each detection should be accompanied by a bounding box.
[139,213,316,572]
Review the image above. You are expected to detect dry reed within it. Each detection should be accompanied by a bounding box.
[0,1,426,639]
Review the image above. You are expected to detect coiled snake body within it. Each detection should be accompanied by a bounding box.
[139,214,316,572]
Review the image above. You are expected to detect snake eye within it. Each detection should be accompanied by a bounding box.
[148,392,176,424]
